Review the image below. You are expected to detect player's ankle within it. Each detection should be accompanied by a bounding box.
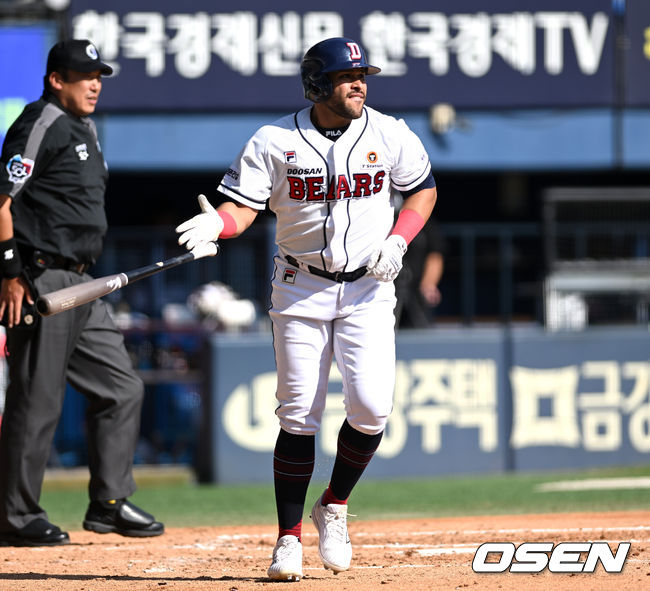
[322,487,347,506]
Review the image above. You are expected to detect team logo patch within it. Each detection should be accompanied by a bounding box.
[346,42,362,60]
[6,154,34,183]
[75,143,89,161]
[284,151,297,164]
[86,43,99,60]
[283,268,297,284]
[367,151,378,163]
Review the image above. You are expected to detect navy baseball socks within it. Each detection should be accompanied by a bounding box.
[269,422,383,577]
[269,429,315,581]
[326,419,384,502]
[311,420,384,573]
[272,429,315,542]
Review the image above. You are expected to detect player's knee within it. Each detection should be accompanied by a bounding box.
[346,412,389,435]
[276,410,322,435]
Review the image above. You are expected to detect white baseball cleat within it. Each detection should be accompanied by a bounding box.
[267,534,303,581]
[310,493,352,573]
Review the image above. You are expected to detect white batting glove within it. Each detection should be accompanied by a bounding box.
[366,235,408,282]
[176,194,224,251]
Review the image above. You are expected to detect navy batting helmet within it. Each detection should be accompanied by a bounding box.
[300,37,381,103]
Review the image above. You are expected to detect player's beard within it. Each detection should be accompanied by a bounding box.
[324,93,365,121]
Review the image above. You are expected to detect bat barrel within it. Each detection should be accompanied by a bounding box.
[35,296,54,316]
[36,272,128,317]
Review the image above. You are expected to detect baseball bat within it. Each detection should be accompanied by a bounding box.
[36,241,219,317]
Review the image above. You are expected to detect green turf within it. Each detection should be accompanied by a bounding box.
[40,464,650,531]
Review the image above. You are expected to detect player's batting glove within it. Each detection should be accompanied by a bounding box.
[175,194,224,251]
[366,235,408,282]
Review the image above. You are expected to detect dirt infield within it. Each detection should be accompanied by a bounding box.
[0,511,647,590]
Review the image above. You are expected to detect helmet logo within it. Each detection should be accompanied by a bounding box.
[346,42,362,60]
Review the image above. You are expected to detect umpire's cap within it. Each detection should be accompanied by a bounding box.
[46,39,113,76]
[301,37,380,103]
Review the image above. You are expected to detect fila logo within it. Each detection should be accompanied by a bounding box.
[284,151,297,164]
[346,42,362,60]
[283,268,297,284]
[472,542,631,574]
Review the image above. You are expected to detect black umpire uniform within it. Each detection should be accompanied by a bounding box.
[0,40,163,546]
[394,207,445,328]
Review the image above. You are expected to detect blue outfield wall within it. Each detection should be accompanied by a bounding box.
[96,108,650,173]
[202,326,650,484]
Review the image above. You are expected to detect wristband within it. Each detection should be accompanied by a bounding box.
[0,237,23,279]
[218,211,238,238]
[390,209,425,245]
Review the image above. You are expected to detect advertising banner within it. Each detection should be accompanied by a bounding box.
[67,0,618,111]
[203,326,650,483]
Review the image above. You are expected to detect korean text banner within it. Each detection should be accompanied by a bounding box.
[67,0,620,111]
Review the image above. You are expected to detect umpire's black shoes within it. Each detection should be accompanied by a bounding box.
[0,518,70,547]
[83,499,164,537]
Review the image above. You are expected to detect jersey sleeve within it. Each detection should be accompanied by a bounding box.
[389,118,432,194]
[217,128,272,211]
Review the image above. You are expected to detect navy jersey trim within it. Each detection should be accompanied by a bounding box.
[295,110,333,271]
[218,183,267,208]
[399,169,436,198]
[340,109,370,272]
[391,159,432,191]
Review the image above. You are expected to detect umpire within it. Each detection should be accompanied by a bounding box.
[0,39,163,546]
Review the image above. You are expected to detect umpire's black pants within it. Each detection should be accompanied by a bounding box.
[0,268,144,532]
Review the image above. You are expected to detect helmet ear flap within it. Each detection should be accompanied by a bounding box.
[306,73,332,103]
[301,59,332,103]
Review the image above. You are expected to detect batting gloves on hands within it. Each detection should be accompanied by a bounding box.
[366,235,408,282]
[176,194,224,251]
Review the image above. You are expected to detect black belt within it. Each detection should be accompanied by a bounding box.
[285,255,367,283]
[30,250,90,275]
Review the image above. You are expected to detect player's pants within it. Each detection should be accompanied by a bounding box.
[270,258,396,436]
[0,268,143,532]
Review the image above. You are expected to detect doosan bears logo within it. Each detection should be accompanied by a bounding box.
[6,154,34,183]
[287,171,385,201]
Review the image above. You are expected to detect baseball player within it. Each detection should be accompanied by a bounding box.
[176,37,437,581]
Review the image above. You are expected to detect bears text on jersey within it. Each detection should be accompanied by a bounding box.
[287,171,385,201]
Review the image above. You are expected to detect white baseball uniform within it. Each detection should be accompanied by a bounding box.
[218,105,431,435]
